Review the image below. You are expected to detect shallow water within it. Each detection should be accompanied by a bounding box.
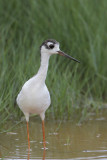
[0,113,107,160]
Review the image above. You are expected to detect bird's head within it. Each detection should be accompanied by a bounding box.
[40,39,80,63]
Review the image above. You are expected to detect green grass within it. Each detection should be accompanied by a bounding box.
[0,0,107,126]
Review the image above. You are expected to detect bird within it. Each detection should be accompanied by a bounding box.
[16,39,80,149]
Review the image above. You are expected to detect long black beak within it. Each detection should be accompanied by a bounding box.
[57,50,80,63]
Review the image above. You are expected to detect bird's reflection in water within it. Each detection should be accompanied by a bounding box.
[27,124,46,160]
[27,147,30,160]
[43,148,46,160]
[27,146,46,160]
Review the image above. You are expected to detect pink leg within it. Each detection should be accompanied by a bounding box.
[27,122,30,150]
[42,120,46,149]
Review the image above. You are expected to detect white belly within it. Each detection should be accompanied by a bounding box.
[17,82,51,115]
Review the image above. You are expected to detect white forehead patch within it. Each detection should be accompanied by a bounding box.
[47,42,53,46]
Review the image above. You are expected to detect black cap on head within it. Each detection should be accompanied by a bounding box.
[40,39,59,50]
[40,39,80,63]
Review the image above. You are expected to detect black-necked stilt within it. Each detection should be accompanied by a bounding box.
[17,39,80,149]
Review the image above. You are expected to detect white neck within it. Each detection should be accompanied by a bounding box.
[36,52,50,83]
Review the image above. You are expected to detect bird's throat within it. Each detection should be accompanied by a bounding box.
[37,53,50,83]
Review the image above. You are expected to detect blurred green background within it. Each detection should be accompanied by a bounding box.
[0,0,107,126]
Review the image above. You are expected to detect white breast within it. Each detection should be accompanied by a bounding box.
[17,77,51,115]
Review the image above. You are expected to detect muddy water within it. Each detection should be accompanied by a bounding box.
[0,113,107,160]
